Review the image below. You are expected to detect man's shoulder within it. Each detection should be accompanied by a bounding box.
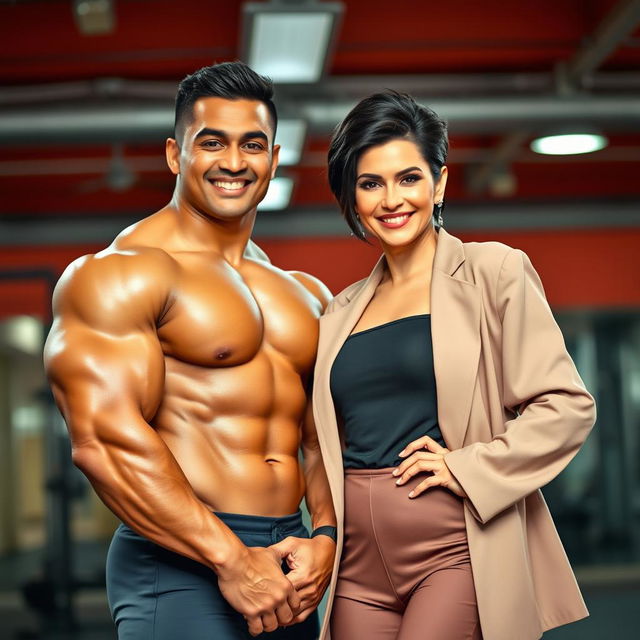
[243,259,332,310]
[53,244,177,326]
[287,271,332,309]
[61,243,177,290]
[244,240,271,263]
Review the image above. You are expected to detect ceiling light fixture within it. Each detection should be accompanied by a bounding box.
[73,0,116,35]
[275,119,307,166]
[530,133,608,156]
[242,1,344,83]
[0,316,42,356]
[258,176,294,211]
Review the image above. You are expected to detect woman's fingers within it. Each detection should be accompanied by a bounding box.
[409,475,442,498]
[398,435,448,458]
[394,457,440,485]
[398,435,433,457]
[393,436,461,498]
[391,441,468,499]
[392,451,440,478]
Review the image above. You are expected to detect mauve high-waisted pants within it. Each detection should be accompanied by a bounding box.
[331,468,482,640]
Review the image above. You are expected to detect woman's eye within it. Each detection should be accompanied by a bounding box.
[358,181,379,190]
[402,174,421,184]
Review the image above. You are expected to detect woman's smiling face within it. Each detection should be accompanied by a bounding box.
[355,138,447,249]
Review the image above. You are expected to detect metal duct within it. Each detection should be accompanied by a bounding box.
[0,95,639,145]
[300,95,640,134]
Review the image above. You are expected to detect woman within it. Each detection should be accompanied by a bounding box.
[311,91,596,640]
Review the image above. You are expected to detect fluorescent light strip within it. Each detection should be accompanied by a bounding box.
[258,176,294,211]
[530,133,608,155]
[275,119,307,166]
[248,12,334,83]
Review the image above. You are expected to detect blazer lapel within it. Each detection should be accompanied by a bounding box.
[317,256,386,370]
[313,258,386,521]
[431,230,482,450]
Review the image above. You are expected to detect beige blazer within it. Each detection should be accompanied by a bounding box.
[312,229,596,640]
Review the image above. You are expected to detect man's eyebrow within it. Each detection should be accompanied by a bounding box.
[193,128,269,144]
[194,128,227,140]
[241,130,269,143]
[357,166,424,180]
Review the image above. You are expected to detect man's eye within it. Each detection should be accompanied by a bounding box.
[202,140,222,148]
[244,142,264,151]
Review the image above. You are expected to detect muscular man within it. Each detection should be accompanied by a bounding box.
[44,62,336,639]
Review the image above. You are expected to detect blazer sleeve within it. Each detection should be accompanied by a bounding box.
[443,248,596,525]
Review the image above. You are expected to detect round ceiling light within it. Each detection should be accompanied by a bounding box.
[530,133,608,156]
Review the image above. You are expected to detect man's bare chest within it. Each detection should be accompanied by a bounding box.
[156,260,321,373]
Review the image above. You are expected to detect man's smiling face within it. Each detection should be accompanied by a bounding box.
[168,97,279,222]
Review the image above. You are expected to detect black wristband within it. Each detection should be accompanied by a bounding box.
[311,525,337,542]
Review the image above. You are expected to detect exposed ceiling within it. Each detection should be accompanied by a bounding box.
[1,0,640,241]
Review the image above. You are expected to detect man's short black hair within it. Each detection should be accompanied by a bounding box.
[328,91,448,241]
[174,61,278,143]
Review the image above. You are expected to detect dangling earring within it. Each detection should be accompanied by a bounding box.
[434,201,444,227]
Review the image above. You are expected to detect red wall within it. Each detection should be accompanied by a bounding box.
[260,228,640,309]
[1,227,639,321]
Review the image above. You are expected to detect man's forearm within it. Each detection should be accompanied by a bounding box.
[71,416,246,573]
[302,446,336,530]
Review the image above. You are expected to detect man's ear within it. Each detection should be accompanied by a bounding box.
[270,144,280,179]
[166,138,180,176]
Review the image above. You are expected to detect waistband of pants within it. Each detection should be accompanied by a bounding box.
[344,466,396,477]
[213,509,304,535]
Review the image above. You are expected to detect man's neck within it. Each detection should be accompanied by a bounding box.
[168,193,256,267]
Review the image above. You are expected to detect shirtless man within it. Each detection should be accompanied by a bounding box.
[43,62,336,640]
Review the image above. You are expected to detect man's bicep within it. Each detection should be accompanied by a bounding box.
[46,318,165,442]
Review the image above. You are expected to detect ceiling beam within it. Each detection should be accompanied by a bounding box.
[563,0,640,89]
[2,71,640,107]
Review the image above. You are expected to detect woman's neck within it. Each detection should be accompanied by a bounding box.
[381,225,439,286]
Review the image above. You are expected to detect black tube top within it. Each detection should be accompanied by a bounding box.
[330,314,445,469]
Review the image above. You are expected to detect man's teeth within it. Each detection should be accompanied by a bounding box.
[213,180,246,190]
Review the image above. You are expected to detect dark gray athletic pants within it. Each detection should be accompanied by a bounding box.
[106,511,319,639]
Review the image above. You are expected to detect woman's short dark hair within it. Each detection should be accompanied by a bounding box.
[174,61,277,144]
[327,90,448,240]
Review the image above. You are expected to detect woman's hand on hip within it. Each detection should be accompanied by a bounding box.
[392,435,467,499]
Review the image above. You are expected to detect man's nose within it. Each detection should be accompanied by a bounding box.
[218,145,246,173]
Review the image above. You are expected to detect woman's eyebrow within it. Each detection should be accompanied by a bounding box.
[357,166,424,180]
